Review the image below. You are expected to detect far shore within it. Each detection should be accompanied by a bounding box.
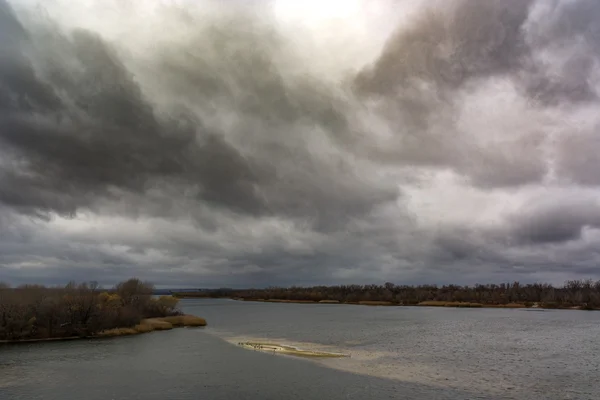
[0,315,206,345]
[175,296,598,311]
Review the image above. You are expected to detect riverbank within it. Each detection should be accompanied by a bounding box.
[174,295,599,310]
[0,315,207,344]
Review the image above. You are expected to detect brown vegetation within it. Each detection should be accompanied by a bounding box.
[173,279,600,310]
[140,318,175,330]
[0,278,205,343]
[486,303,527,309]
[358,301,394,306]
[95,315,205,337]
[418,301,483,308]
[97,327,141,337]
[158,315,207,327]
[264,299,316,304]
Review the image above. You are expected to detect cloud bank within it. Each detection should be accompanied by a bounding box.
[1,0,599,287]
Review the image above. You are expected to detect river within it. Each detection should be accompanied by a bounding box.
[1,299,599,399]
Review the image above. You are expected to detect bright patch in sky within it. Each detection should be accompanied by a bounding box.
[273,0,362,21]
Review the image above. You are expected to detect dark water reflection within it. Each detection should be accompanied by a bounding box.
[1,299,599,399]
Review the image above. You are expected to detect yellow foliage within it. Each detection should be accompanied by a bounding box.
[98,292,122,308]
[98,292,110,302]
[157,295,179,309]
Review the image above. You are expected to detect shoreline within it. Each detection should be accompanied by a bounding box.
[0,315,206,345]
[175,296,599,311]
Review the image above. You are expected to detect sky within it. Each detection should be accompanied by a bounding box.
[1,0,600,288]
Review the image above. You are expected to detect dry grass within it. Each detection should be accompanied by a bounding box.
[140,318,174,330]
[358,301,394,306]
[487,303,527,309]
[97,327,139,337]
[265,299,316,303]
[132,324,154,333]
[420,302,527,309]
[97,314,205,337]
[158,315,207,327]
[418,301,484,308]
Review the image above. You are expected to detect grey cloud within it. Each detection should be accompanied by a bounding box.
[555,122,600,186]
[0,3,395,232]
[355,0,533,95]
[356,0,598,105]
[345,0,549,188]
[0,15,273,217]
[507,197,600,245]
[0,1,58,113]
[520,52,598,105]
[433,229,488,262]
[520,0,600,104]
[345,0,599,188]
[526,0,600,50]
[460,142,547,189]
[1,0,600,286]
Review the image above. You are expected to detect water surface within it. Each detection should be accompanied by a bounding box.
[1,299,599,399]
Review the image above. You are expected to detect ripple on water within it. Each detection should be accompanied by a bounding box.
[182,299,600,399]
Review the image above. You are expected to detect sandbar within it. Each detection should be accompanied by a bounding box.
[237,341,349,358]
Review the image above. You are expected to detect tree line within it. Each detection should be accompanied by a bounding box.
[0,278,181,341]
[174,280,600,309]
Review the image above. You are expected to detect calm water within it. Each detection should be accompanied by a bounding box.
[1,299,599,399]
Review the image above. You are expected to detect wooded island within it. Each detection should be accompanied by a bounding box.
[0,278,206,343]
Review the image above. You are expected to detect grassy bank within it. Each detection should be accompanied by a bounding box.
[97,315,207,337]
[2,315,207,343]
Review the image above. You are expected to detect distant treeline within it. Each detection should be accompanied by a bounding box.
[173,280,600,309]
[0,279,181,341]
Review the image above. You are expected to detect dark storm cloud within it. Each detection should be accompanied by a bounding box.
[0,10,272,217]
[1,0,600,286]
[0,0,59,113]
[0,2,396,231]
[346,0,599,188]
[508,196,600,245]
[354,0,533,94]
[152,14,349,131]
[345,0,550,188]
[356,0,599,104]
